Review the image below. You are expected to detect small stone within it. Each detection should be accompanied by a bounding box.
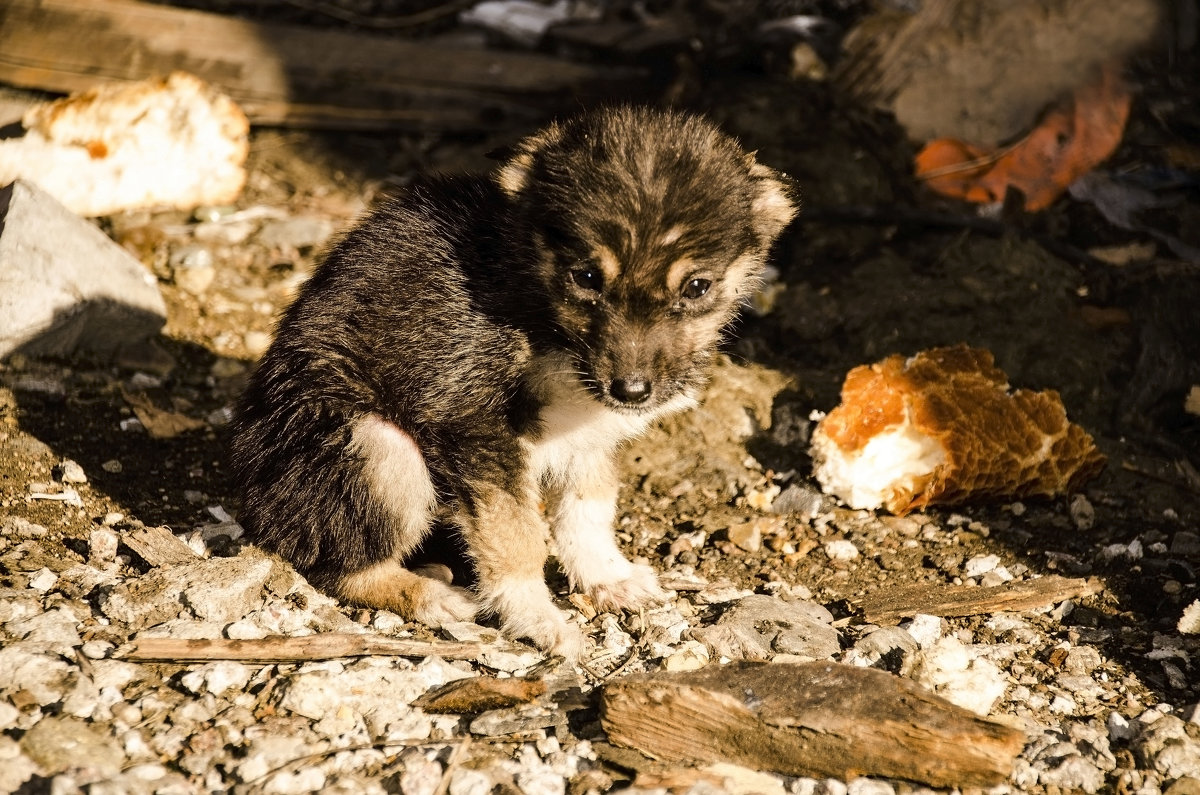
[89,527,119,565]
[28,567,57,592]
[102,459,124,474]
[19,716,122,777]
[170,245,216,295]
[1180,601,1200,635]
[57,458,87,484]
[1070,494,1096,531]
[663,640,710,671]
[823,539,859,561]
[2,517,48,538]
[179,661,252,697]
[727,520,763,553]
[963,554,1000,578]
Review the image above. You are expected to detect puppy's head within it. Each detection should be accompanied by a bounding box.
[498,106,798,413]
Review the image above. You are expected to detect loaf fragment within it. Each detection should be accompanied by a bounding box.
[0,72,248,216]
[810,345,1104,514]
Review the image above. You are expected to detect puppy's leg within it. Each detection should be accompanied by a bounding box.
[334,413,476,626]
[549,454,667,614]
[462,481,584,659]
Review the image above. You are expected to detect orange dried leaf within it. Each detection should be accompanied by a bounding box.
[915,64,1132,211]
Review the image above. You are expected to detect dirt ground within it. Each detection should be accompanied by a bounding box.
[2,5,1200,791]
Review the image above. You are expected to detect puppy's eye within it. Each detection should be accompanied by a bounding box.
[682,278,711,299]
[572,267,603,293]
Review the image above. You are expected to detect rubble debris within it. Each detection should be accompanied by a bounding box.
[601,661,1025,787]
[691,594,839,662]
[810,345,1105,513]
[0,72,248,217]
[0,179,166,362]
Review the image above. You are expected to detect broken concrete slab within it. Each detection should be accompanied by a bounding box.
[0,179,166,362]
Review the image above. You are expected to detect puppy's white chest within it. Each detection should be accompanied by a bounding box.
[526,392,652,480]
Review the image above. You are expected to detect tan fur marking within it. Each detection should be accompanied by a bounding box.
[659,225,685,246]
[748,160,798,241]
[592,243,622,283]
[336,559,476,626]
[666,257,699,293]
[497,151,535,196]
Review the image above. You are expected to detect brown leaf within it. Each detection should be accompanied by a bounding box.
[413,676,546,714]
[915,63,1131,211]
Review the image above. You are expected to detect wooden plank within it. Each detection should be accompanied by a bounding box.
[121,633,485,663]
[851,575,1103,625]
[0,0,634,130]
[602,661,1024,788]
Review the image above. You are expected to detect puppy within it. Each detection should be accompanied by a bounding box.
[230,107,797,657]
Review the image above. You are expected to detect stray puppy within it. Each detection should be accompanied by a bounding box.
[230,107,797,657]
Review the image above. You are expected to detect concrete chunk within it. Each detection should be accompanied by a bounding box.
[0,179,166,361]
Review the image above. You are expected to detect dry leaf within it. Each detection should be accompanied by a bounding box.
[915,63,1131,211]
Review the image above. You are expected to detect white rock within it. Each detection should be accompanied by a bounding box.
[5,605,81,654]
[0,701,19,730]
[1108,711,1136,742]
[823,539,859,561]
[963,554,1000,578]
[0,642,75,705]
[0,735,38,793]
[1178,600,1200,634]
[908,636,1007,715]
[1039,754,1104,793]
[179,661,252,697]
[263,767,326,795]
[902,614,944,649]
[845,779,895,795]
[398,752,442,795]
[28,567,58,592]
[87,527,119,566]
[664,640,710,671]
[58,458,87,483]
[449,768,493,795]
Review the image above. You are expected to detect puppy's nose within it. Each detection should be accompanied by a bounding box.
[610,376,652,405]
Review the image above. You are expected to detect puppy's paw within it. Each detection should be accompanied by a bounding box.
[587,562,668,614]
[410,581,478,628]
[489,579,585,660]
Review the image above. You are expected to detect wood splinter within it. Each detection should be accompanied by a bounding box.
[601,661,1025,788]
[121,633,485,663]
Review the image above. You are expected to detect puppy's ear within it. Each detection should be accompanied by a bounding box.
[496,121,564,197]
[746,154,800,245]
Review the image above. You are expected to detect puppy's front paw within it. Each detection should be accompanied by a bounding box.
[587,562,669,614]
[489,579,585,660]
[410,581,478,628]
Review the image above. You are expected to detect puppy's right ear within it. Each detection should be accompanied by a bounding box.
[495,121,563,197]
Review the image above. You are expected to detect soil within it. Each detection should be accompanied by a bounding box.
[1,7,1199,791]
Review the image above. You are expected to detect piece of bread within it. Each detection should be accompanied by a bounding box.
[810,345,1105,514]
[0,72,248,217]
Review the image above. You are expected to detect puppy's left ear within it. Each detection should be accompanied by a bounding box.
[746,154,799,245]
[496,121,564,197]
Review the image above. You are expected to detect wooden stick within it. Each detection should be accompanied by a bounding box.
[602,661,1024,788]
[122,633,485,663]
[0,0,634,130]
[852,575,1103,625]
